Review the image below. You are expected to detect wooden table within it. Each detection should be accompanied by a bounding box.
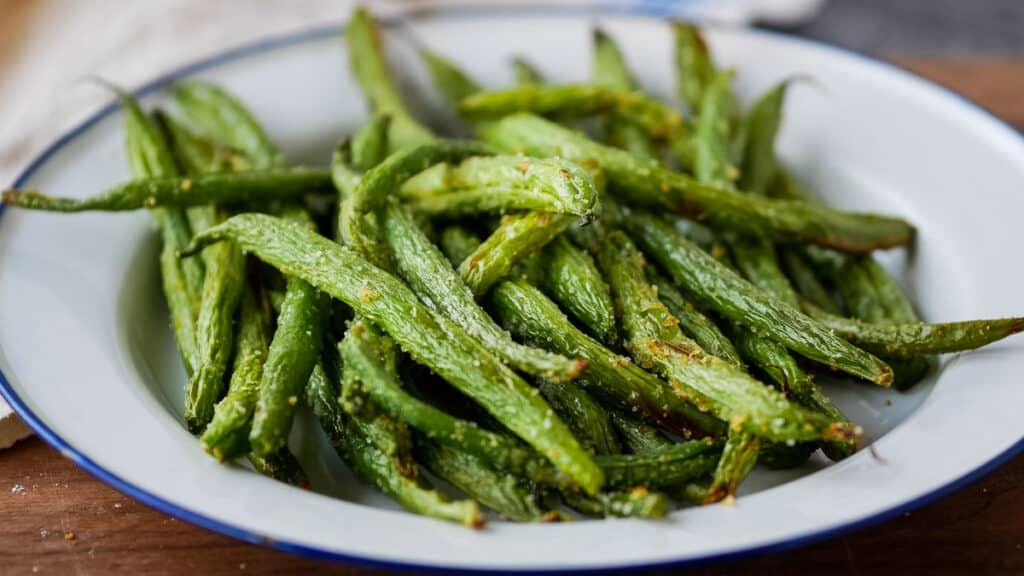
[2,59,1024,576]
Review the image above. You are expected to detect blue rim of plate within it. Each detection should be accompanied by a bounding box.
[2,5,1023,574]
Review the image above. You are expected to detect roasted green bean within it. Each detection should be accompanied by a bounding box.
[346,7,433,151]
[3,170,333,213]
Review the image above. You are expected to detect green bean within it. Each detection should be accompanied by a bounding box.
[591,28,657,158]
[414,438,551,522]
[648,269,743,368]
[595,440,721,490]
[116,92,201,374]
[692,71,802,323]
[462,85,686,144]
[345,7,433,151]
[381,202,583,381]
[157,249,200,375]
[445,221,617,355]
[608,411,673,455]
[729,238,799,306]
[3,170,333,213]
[249,217,329,457]
[184,217,245,433]
[857,257,934,389]
[512,57,546,85]
[704,430,759,504]
[591,29,635,91]
[420,49,482,107]
[621,210,894,385]
[341,140,492,269]
[739,81,790,196]
[200,284,268,460]
[307,361,484,526]
[539,380,621,455]
[673,22,714,113]
[154,109,237,250]
[803,305,1024,356]
[488,278,725,437]
[780,249,841,314]
[184,214,604,494]
[172,81,284,169]
[861,257,918,322]
[693,70,739,189]
[459,212,574,297]
[563,488,669,519]
[401,156,600,221]
[529,237,617,344]
[478,114,914,252]
[439,225,483,266]
[596,229,853,441]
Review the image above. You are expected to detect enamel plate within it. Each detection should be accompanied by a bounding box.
[2,8,1023,573]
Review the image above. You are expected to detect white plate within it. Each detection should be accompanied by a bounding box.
[2,7,1023,573]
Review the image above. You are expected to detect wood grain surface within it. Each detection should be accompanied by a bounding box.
[2,59,1024,576]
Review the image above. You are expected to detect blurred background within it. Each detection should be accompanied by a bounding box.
[2,0,1022,190]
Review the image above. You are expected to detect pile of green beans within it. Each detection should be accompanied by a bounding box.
[8,6,1024,526]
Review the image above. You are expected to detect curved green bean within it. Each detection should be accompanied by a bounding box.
[3,170,333,213]
[341,140,492,269]
[804,305,1024,356]
[458,212,574,297]
[401,156,600,221]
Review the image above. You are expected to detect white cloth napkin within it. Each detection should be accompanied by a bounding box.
[0,0,823,448]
